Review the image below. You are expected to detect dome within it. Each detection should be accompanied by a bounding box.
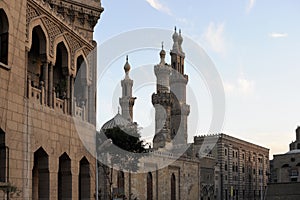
[172,27,178,42]
[101,113,131,130]
[160,49,166,57]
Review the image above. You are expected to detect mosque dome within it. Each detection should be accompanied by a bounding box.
[124,56,131,73]
[101,113,131,130]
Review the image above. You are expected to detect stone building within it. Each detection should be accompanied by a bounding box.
[97,29,270,200]
[271,127,300,183]
[266,127,300,199]
[194,134,269,200]
[0,0,103,199]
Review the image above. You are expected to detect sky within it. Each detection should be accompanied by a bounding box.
[93,0,300,158]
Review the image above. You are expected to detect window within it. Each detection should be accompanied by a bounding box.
[0,129,6,182]
[225,149,227,156]
[225,163,228,171]
[58,153,72,200]
[117,171,125,195]
[171,173,176,200]
[147,172,153,200]
[79,157,90,200]
[0,9,9,65]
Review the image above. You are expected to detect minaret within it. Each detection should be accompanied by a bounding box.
[152,43,172,149]
[119,56,136,122]
[170,27,190,145]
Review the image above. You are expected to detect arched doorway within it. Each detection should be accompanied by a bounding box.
[32,147,49,200]
[79,157,90,200]
[58,152,72,200]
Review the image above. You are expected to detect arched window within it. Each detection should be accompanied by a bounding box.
[28,26,47,88]
[0,9,9,65]
[79,157,90,200]
[58,152,72,200]
[74,55,87,106]
[32,147,49,200]
[117,171,125,196]
[54,42,68,99]
[0,129,6,182]
[171,173,176,200]
[147,172,153,200]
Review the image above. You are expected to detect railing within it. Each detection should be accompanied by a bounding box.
[73,97,85,121]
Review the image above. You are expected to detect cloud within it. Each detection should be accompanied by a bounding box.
[203,22,226,54]
[246,0,256,13]
[269,32,288,38]
[145,0,172,15]
[224,75,255,96]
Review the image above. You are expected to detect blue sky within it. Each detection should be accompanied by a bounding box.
[94,0,300,157]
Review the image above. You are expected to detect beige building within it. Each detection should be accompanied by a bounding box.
[97,29,270,200]
[0,0,103,199]
[194,134,269,200]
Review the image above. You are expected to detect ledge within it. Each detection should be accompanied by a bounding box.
[0,62,11,71]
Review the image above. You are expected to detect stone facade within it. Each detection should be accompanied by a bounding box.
[0,0,103,199]
[194,134,270,200]
[97,29,270,200]
[270,127,300,183]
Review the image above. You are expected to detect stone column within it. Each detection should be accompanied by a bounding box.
[70,76,74,115]
[42,62,48,105]
[48,63,53,108]
[66,75,70,114]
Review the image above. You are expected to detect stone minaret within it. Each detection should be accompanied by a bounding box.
[152,44,172,149]
[170,27,190,145]
[119,56,136,121]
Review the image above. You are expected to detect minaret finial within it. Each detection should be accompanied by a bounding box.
[179,29,181,34]
[161,41,164,50]
[175,26,177,32]
[124,55,131,74]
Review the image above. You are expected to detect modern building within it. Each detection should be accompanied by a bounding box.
[0,0,103,199]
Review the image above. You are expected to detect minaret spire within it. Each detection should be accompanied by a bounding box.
[119,56,136,121]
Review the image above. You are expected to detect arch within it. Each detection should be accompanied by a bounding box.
[147,172,153,200]
[58,152,72,200]
[27,25,48,87]
[32,147,49,200]
[53,42,69,98]
[74,54,89,106]
[79,157,90,200]
[0,129,6,182]
[171,173,176,200]
[0,9,9,65]
[26,17,50,61]
[117,171,125,196]
[52,34,71,72]
[281,164,290,168]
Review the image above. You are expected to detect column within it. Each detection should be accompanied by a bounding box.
[66,75,70,114]
[42,62,49,105]
[48,63,53,108]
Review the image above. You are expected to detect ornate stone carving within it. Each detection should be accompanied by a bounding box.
[26,3,40,39]
[42,17,62,56]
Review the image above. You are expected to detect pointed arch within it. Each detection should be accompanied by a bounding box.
[52,34,71,72]
[0,9,9,65]
[58,152,72,200]
[27,25,48,87]
[79,157,90,200]
[26,17,50,61]
[32,147,49,200]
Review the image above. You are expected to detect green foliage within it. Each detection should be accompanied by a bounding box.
[104,126,146,153]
